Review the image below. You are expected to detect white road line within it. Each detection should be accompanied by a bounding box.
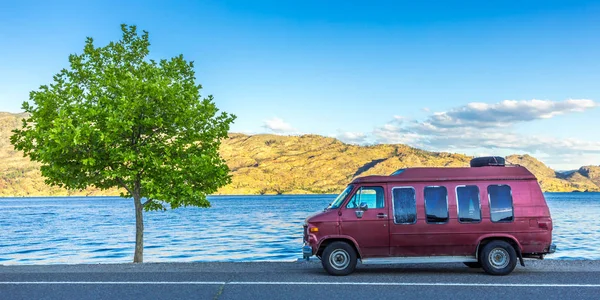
[0,282,225,285]
[0,281,599,287]
[229,282,600,287]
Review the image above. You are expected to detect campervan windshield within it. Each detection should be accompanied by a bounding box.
[327,185,354,209]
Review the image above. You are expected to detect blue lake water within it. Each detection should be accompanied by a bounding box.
[0,193,598,265]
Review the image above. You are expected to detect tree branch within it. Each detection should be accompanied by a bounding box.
[116,177,133,196]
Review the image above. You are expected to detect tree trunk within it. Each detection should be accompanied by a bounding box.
[133,192,144,263]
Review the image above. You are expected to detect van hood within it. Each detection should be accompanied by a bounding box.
[304,209,337,225]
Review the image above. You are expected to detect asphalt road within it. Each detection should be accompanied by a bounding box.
[1,260,600,300]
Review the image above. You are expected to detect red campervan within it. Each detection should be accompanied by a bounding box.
[302,156,556,276]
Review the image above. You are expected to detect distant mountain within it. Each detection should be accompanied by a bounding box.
[577,166,600,188]
[505,154,599,192]
[555,169,578,176]
[217,133,472,195]
[0,112,598,196]
[0,112,120,196]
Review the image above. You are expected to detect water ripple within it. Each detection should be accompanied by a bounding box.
[0,193,598,265]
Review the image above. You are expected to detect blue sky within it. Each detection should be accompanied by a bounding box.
[1,0,599,169]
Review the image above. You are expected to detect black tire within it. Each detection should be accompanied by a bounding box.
[321,241,358,276]
[464,262,482,268]
[480,241,517,275]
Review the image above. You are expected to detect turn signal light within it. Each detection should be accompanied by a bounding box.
[309,227,319,233]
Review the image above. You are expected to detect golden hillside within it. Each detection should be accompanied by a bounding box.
[1,112,598,196]
[218,133,472,194]
[572,166,600,188]
[0,112,122,196]
[505,154,599,192]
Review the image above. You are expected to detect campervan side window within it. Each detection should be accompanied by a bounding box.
[488,184,514,222]
[456,185,481,223]
[424,186,448,224]
[392,187,417,224]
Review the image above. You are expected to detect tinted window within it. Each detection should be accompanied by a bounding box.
[424,186,448,223]
[346,186,384,209]
[488,185,514,222]
[456,185,481,223]
[392,187,416,224]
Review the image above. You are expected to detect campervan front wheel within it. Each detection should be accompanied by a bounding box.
[480,240,517,276]
[321,242,357,276]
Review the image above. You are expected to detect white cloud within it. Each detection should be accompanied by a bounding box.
[337,131,367,144]
[376,118,600,154]
[366,99,600,168]
[382,124,398,131]
[428,99,597,128]
[255,99,598,168]
[262,117,296,133]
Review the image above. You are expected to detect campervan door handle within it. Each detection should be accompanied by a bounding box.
[377,213,387,218]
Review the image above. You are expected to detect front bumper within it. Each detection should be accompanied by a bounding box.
[302,244,313,260]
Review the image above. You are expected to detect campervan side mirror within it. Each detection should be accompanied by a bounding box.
[359,202,369,211]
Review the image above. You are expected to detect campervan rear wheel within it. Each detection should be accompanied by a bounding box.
[321,242,357,276]
[480,241,517,276]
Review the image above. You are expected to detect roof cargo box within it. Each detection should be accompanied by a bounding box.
[470,156,505,167]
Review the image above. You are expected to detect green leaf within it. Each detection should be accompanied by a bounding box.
[10,23,235,217]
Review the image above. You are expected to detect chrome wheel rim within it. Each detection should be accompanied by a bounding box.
[488,248,510,269]
[329,249,350,270]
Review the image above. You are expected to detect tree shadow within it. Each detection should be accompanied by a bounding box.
[353,159,386,177]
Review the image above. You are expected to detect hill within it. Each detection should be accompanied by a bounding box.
[218,133,471,194]
[505,154,599,192]
[574,166,600,188]
[0,112,598,196]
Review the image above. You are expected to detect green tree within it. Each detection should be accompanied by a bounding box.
[10,24,236,263]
